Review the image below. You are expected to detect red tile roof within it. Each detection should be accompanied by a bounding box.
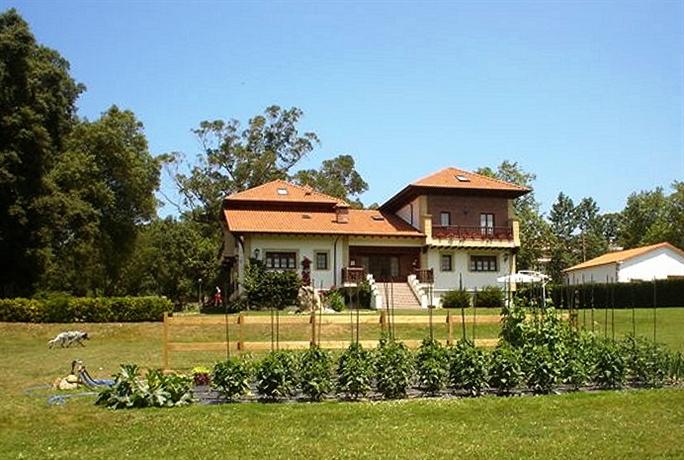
[412,167,530,192]
[224,179,346,205]
[563,242,684,272]
[224,208,424,237]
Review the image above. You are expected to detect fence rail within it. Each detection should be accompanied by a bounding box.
[162,312,503,370]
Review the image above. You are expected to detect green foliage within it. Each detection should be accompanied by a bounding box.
[0,296,171,322]
[415,338,449,395]
[255,351,299,400]
[212,357,252,400]
[96,364,193,409]
[550,279,684,309]
[293,154,369,207]
[299,346,333,401]
[448,340,488,395]
[561,331,595,389]
[339,281,372,308]
[336,343,374,400]
[488,345,523,394]
[243,261,300,309]
[441,289,471,309]
[522,344,562,394]
[593,338,627,389]
[499,302,528,347]
[375,340,414,399]
[474,286,504,309]
[326,290,345,312]
[623,336,670,388]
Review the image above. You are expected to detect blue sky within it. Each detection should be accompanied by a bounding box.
[6,0,683,215]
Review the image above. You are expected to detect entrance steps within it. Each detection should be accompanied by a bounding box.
[376,282,422,309]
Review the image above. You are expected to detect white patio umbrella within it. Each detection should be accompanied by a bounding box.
[497,270,550,305]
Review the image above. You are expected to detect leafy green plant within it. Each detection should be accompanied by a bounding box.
[474,286,504,309]
[441,289,471,309]
[326,290,345,312]
[623,336,670,388]
[96,364,193,409]
[255,350,299,400]
[415,338,449,395]
[522,344,562,394]
[488,345,522,395]
[561,331,595,390]
[299,346,333,401]
[448,340,488,395]
[336,343,374,400]
[212,357,252,400]
[243,261,301,310]
[593,338,627,389]
[375,340,414,399]
[499,302,528,347]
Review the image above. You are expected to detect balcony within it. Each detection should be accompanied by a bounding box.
[428,223,519,248]
[341,267,367,286]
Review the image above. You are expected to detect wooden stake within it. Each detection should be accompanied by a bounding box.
[162,312,170,371]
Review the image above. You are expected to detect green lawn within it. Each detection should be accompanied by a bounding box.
[0,308,683,459]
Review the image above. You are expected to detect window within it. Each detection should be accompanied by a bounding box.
[265,252,296,270]
[469,255,498,272]
[440,254,453,272]
[315,251,329,270]
[277,187,288,195]
[480,213,495,236]
[455,174,470,182]
[440,212,451,226]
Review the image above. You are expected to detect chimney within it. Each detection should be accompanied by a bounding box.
[335,203,350,224]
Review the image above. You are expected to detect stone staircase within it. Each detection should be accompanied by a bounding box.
[376,282,422,309]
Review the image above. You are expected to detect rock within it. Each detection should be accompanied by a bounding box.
[58,378,79,391]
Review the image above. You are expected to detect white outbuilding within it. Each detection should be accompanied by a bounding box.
[563,242,684,285]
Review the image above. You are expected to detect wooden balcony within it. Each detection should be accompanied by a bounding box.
[432,225,514,241]
[413,268,434,284]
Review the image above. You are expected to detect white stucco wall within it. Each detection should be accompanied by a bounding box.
[396,197,421,229]
[565,247,684,284]
[426,248,513,305]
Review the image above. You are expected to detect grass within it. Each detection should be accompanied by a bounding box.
[1,308,683,459]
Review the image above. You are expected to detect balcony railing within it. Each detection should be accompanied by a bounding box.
[341,267,367,285]
[432,225,514,241]
[413,268,434,284]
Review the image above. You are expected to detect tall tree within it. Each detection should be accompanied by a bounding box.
[548,192,578,281]
[0,9,84,295]
[619,187,669,249]
[575,197,608,261]
[476,161,550,271]
[293,154,368,207]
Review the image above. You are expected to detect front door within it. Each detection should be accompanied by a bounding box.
[366,255,399,281]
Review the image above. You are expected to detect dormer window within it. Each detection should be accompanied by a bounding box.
[277,187,288,195]
[455,174,470,182]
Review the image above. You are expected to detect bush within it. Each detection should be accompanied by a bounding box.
[375,340,414,399]
[488,345,523,394]
[474,286,504,309]
[212,357,252,400]
[448,340,488,395]
[415,338,449,395]
[499,303,528,348]
[561,331,595,389]
[96,364,193,409]
[200,295,249,314]
[243,261,300,310]
[593,338,627,389]
[549,278,684,309]
[623,336,670,388]
[336,343,374,400]
[0,296,171,322]
[325,290,345,312]
[441,289,471,309]
[299,346,333,401]
[255,351,299,400]
[523,344,562,394]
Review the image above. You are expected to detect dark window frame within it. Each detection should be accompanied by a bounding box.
[440,211,451,226]
[265,251,297,271]
[314,251,329,270]
[440,254,453,272]
[469,255,498,272]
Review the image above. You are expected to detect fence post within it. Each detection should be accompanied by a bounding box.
[310,311,316,346]
[238,313,244,352]
[162,312,169,371]
[446,311,453,346]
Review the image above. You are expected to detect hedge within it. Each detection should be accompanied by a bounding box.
[550,278,684,309]
[0,296,172,322]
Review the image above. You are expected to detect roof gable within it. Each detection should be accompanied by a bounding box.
[563,242,684,272]
[224,180,346,206]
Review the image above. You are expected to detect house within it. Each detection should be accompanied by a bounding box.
[563,242,684,285]
[221,167,530,307]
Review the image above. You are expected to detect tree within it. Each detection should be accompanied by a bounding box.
[293,154,368,207]
[619,188,669,249]
[575,197,608,261]
[39,107,161,294]
[548,192,578,281]
[172,106,320,222]
[476,161,550,270]
[0,9,84,295]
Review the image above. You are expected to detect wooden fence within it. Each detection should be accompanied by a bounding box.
[162,311,502,370]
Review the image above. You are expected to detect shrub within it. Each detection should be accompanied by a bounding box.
[212,358,252,400]
[499,302,528,348]
[200,295,249,314]
[448,340,488,395]
[243,261,300,310]
[415,338,449,395]
[326,290,345,312]
[336,343,374,400]
[375,340,414,399]
[96,364,193,409]
[623,336,670,388]
[593,338,627,389]
[255,351,299,400]
[488,345,523,394]
[561,331,596,389]
[299,346,333,401]
[0,296,171,322]
[474,286,504,309]
[441,289,471,309]
[522,345,562,394]
[192,366,211,386]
